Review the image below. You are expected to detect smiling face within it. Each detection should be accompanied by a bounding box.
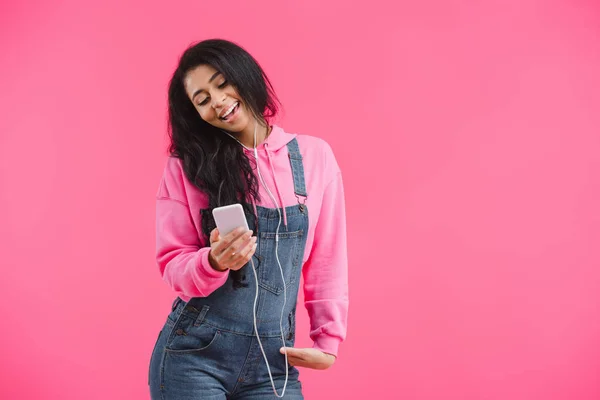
[184,64,254,133]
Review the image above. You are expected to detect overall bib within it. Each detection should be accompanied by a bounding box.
[149,139,309,400]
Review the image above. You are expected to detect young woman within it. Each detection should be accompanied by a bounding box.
[148,39,348,400]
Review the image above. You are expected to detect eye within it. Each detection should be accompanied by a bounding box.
[197,97,209,106]
[217,80,228,89]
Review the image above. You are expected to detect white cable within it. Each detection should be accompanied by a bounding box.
[222,123,289,397]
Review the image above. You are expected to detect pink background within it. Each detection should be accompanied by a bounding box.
[1,1,599,399]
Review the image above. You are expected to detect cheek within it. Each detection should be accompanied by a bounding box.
[198,107,215,122]
[225,88,241,102]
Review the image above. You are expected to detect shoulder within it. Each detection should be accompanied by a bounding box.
[295,134,332,152]
[294,134,341,175]
[161,156,186,183]
[274,125,336,159]
[156,156,189,202]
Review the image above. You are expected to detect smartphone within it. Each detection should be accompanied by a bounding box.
[212,203,250,237]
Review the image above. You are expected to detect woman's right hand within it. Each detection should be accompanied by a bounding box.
[208,227,257,272]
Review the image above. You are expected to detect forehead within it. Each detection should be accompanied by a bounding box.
[184,64,221,94]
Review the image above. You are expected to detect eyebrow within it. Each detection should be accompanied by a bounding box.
[191,71,222,101]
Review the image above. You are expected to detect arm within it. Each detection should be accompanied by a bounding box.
[155,159,229,298]
[302,171,349,357]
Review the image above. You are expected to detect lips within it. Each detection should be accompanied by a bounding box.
[219,101,239,120]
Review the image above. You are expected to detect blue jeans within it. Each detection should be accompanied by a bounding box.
[148,298,304,399]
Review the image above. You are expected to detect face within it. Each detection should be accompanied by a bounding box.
[184,64,253,133]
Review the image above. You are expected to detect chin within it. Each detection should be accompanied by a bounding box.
[232,118,251,133]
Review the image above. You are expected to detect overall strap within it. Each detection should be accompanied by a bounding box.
[286,138,307,202]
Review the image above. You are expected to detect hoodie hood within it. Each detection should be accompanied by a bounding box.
[254,124,297,152]
[241,124,297,227]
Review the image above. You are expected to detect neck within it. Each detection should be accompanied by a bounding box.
[236,120,270,149]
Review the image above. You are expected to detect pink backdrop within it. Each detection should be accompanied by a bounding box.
[1,1,599,399]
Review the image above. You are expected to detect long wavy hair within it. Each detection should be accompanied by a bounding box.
[167,39,280,288]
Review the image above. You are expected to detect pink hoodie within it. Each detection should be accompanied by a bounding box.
[155,125,348,356]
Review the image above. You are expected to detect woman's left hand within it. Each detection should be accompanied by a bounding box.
[280,347,336,370]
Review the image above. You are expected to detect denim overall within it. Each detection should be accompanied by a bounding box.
[149,139,309,400]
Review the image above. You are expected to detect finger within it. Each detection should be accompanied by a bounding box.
[221,227,249,254]
[220,230,253,267]
[224,226,249,242]
[230,238,257,271]
[229,229,254,252]
[220,232,254,269]
[280,347,307,360]
[213,227,246,256]
[209,228,221,245]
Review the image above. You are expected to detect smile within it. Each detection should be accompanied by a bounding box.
[220,102,240,121]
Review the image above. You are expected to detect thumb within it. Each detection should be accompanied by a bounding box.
[280,347,300,356]
[210,228,220,244]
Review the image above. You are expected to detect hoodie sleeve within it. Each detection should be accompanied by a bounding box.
[302,170,349,357]
[155,158,229,298]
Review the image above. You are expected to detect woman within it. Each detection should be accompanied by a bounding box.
[149,39,348,400]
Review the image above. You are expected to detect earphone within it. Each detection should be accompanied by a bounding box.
[221,122,289,397]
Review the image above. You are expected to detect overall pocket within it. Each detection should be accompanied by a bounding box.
[165,305,220,354]
[257,230,304,295]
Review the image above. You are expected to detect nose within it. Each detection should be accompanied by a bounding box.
[211,94,227,110]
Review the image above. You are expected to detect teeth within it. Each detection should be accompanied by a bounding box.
[222,102,238,118]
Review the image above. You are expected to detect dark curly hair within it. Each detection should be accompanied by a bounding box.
[167,39,280,288]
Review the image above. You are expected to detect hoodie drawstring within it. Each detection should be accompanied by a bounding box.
[251,198,259,233]
[265,143,288,227]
